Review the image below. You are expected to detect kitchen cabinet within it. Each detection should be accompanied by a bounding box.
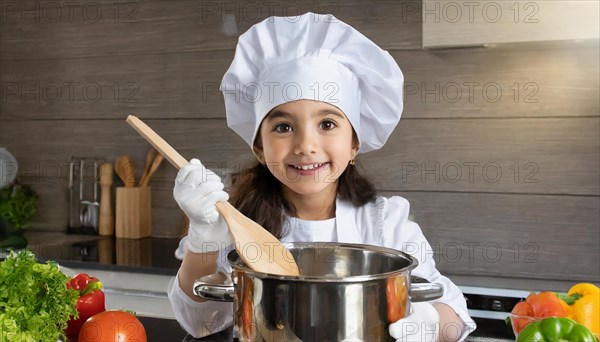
[423,0,599,47]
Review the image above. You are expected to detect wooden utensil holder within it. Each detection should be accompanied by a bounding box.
[115,186,151,239]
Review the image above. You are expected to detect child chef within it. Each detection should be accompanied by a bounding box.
[168,12,476,341]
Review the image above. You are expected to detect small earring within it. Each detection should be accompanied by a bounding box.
[349,159,356,166]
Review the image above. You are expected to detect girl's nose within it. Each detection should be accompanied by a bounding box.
[294,128,318,155]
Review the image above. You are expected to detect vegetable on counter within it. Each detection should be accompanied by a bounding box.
[510,291,567,335]
[509,283,600,339]
[65,273,106,339]
[0,250,79,341]
[565,283,599,337]
[516,317,597,342]
[0,183,38,230]
[78,310,147,342]
[524,291,567,318]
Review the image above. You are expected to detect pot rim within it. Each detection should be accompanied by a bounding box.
[227,242,418,282]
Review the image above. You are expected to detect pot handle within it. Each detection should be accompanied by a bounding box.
[409,282,444,302]
[193,273,234,302]
[193,274,444,303]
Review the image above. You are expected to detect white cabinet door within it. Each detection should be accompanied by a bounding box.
[423,0,599,47]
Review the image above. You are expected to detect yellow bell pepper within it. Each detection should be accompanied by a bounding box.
[567,283,599,337]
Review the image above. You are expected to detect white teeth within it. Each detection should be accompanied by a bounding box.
[293,163,324,170]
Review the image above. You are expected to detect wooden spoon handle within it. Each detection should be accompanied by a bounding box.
[126,115,300,276]
[126,115,188,169]
[139,148,158,187]
[140,154,164,187]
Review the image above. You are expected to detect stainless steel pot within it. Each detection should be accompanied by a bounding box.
[194,242,443,341]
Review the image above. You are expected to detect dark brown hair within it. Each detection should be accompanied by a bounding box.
[229,160,378,239]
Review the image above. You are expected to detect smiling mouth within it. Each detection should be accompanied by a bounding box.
[289,162,327,170]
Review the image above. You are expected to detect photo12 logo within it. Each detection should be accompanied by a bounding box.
[198,2,339,24]
[1,81,140,104]
[403,241,540,264]
[0,1,138,25]
[404,81,540,104]
[417,1,540,24]
[203,81,340,105]
[400,161,540,184]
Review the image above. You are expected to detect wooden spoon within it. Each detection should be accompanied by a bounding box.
[139,153,164,187]
[139,148,158,187]
[115,155,136,187]
[125,115,300,276]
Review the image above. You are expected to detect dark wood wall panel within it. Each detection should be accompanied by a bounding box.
[1,0,598,282]
[0,51,233,120]
[363,117,600,195]
[389,191,600,282]
[0,0,421,60]
[2,118,598,198]
[1,43,598,120]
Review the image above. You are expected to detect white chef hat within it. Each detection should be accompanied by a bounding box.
[220,12,404,153]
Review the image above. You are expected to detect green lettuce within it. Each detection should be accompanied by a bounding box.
[0,250,79,341]
[0,184,38,230]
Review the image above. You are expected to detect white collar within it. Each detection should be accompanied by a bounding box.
[282,197,362,243]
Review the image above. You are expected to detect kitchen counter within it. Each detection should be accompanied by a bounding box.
[22,231,181,275]
[16,231,530,340]
[139,316,511,342]
[20,231,586,292]
[139,316,233,341]
[139,317,514,341]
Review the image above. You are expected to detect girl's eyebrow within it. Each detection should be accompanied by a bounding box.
[267,108,346,121]
[316,109,346,119]
[266,110,291,121]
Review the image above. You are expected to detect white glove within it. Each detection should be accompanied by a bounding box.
[389,302,440,342]
[174,159,232,253]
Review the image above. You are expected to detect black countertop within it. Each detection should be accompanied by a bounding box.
[140,317,233,342]
[140,316,512,341]
[23,232,182,275]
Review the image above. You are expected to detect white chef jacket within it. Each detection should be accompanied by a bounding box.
[168,196,477,340]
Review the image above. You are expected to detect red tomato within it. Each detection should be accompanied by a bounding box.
[510,291,567,335]
[526,291,566,318]
[78,310,147,342]
[511,301,535,334]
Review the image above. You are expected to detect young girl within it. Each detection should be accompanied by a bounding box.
[168,12,476,341]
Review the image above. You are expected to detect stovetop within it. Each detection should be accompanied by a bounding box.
[22,233,182,275]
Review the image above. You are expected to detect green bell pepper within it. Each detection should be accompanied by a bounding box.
[517,317,597,342]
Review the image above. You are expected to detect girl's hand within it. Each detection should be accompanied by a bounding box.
[389,302,440,342]
[173,159,231,253]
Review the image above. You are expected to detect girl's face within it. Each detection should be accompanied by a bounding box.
[254,100,358,198]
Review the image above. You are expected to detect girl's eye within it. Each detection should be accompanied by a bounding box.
[274,123,292,133]
[320,120,337,131]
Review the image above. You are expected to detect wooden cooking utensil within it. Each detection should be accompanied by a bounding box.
[139,154,164,187]
[125,115,300,276]
[115,155,136,187]
[139,148,158,187]
[98,162,114,236]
